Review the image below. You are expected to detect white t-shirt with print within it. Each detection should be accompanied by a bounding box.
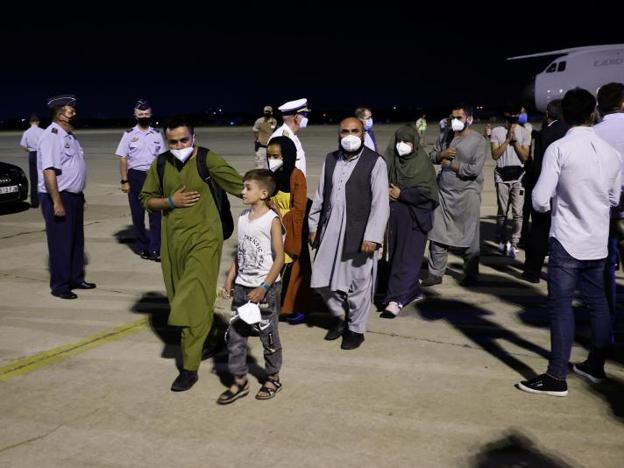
[235,208,280,287]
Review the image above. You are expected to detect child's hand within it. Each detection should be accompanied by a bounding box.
[220,281,233,299]
[247,287,266,303]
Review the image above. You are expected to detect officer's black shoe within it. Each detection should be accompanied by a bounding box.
[324,318,345,341]
[341,329,365,350]
[139,250,151,260]
[171,370,198,392]
[52,291,78,300]
[73,281,96,289]
[150,251,161,262]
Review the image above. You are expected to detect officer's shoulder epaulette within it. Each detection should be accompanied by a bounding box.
[51,128,58,134]
[126,128,134,133]
[282,129,290,137]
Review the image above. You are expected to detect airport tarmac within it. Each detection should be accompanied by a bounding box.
[0,124,623,467]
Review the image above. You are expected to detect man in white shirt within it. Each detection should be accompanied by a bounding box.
[594,82,624,321]
[517,88,622,397]
[19,114,44,208]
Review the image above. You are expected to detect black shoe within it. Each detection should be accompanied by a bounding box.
[573,361,606,383]
[459,276,479,287]
[139,250,151,260]
[521,271,540,284]
[516,373,568,397]
[171,370,198,392]
[421,275,442,287]
[72,281,96,289]
[341,329,365,350]
[324,318,345,341]
[52,291,78,300]
[150,251,161,262]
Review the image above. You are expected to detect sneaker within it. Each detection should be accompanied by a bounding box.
[516,373,568,397]
[498,241,507,254]
[573,361,606,384]
[150,251,161,262]
[380,301,402,319]
[288,312,306,325]
[421,275,442,287]
[139,250,151,260]
[509,246,519,259]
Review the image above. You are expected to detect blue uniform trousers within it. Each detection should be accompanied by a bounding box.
[128,168,161,253]
[41,191,85,295]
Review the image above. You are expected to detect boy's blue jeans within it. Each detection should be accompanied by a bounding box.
[547,238,611,380]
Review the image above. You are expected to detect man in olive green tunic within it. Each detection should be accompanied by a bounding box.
[140,117,243,392]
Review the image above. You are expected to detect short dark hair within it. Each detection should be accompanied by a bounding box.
[452,104,473,116]
[597,82,624,115]
[562,88,596,126]
[243,169,276,197]
[503,102,522,115]
[29,114,40,123]
[163,116,195,135]
[546,99,563,121]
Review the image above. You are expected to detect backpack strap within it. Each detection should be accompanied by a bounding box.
[196,147,223,207]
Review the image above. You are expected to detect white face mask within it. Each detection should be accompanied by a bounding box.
[340,134,363,153]
[451,118,466,132]
[171,146,194,162]
[396,141,413,156]
[298,115,309,129]
[268,158,283,172]
[363,118,373,130]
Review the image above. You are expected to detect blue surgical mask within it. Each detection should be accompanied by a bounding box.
[518,112,528,125]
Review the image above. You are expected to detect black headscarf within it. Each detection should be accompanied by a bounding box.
[266,136,297,193]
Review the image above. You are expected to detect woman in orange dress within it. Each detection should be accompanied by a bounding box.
[266,136,312,324]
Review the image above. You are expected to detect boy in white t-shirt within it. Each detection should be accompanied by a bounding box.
[218,169,285,404]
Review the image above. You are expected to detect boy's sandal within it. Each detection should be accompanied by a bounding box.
[217,379,249,405]
[255,378,283,400]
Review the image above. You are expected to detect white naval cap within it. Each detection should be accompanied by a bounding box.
[278,98,310,116]
[46,94,77,108]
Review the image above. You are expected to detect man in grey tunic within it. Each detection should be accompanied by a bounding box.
[309,117,389,350]
[421,105,488,287]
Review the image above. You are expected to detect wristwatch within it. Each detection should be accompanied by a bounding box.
[120,179,129,184]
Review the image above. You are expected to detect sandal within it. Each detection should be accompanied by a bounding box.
[255,377,283,400]
[217,378,249,405]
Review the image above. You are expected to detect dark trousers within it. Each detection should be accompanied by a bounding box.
[385,202,428,305]
[547,238,611,379]
[28,151,39,207]
[40,192,85,295]
[128,169,161,253]
[604,230,619,319]
[523,209,551,278]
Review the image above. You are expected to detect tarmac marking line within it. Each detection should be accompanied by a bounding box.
[0,318,148,382]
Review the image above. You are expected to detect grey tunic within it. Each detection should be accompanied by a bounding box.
[428,129,488,248]
[308,152,389,292]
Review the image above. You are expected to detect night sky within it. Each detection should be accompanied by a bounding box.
[1,1,621,120]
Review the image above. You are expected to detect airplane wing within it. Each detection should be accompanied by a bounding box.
[507,44,624,61]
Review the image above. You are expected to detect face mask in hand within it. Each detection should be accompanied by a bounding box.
[171,146,194,162]
[340,135,362,152]
[451,118,465,132]
[268,158,284,172]
[396,141,413,156]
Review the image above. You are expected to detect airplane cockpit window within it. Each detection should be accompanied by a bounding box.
[557,61,567,72]
[546,63,557,73]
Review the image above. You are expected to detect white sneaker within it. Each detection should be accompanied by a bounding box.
[385,301,402,315]
[498,241,506,254]
[509,246,519,259]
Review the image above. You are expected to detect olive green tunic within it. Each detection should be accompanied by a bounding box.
[140,149,243,329]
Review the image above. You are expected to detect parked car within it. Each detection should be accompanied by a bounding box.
[0,161,28,204]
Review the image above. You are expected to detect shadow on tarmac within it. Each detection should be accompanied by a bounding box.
[470,430,573,467]
[131,292,266,386]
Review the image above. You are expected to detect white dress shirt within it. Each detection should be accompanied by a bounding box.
[533,126,622,260]
[595,112,624,218]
